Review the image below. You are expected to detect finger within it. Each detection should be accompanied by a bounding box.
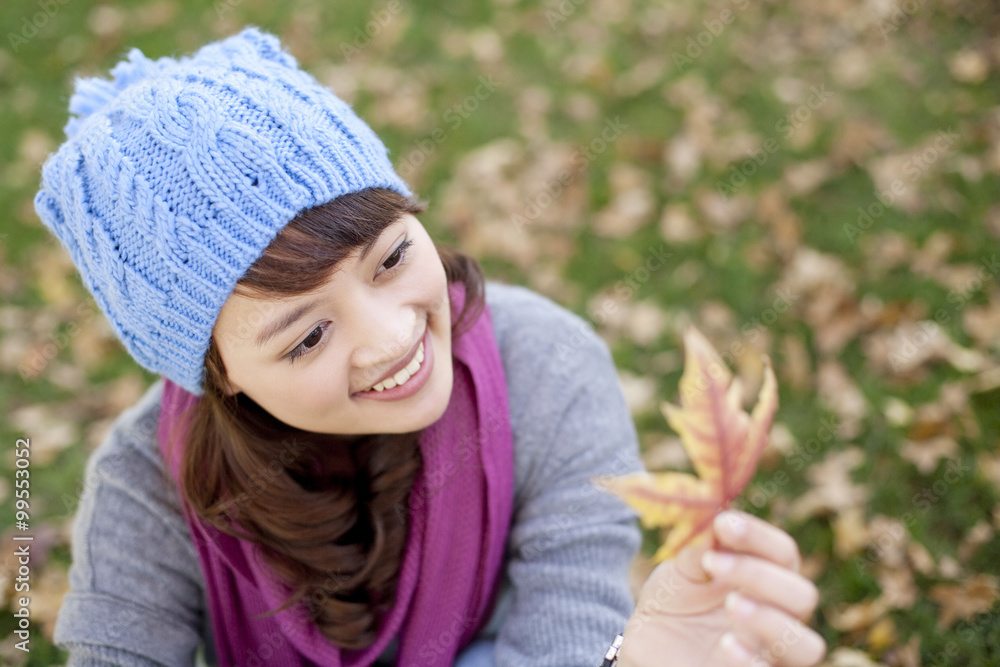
[701,551,819,621]
[675,542,712,583]
[713,510,802,572]
[725,592,827,666]
[718,632,760,665]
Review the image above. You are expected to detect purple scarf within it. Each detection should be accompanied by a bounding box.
[157,281,513,666]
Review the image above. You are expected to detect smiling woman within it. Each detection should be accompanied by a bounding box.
[35,25,824,667]
[176,187,484,652]
[208,190,468,435]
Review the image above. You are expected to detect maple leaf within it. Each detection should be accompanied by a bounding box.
[596,326,779,562]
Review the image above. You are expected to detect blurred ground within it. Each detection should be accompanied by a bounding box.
[0,0,998,665]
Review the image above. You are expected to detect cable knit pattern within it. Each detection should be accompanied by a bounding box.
[33,27,411,394]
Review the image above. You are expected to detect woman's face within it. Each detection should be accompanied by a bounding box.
[212,213,454,435]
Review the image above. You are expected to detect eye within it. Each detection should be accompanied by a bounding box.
[378,239,414,277]
[284,238,413,366]
[287,323,329,364]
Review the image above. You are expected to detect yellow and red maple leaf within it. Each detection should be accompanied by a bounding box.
[596,326,779,562]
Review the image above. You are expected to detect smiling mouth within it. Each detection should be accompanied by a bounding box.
[358,329,426,393]
[353,326,434,402]
[366,341,425,392]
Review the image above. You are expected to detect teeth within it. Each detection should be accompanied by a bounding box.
[367,342,424,392]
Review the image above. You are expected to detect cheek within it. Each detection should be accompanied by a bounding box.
[299,367,346,409]
[420,250,449,309]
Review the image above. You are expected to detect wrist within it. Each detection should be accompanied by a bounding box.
[599,633,624,667]
[613,620,656,667]
[613,636,639,667]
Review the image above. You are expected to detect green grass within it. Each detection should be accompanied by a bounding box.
[1,0,998,664]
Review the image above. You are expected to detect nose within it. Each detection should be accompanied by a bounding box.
[350,299,417,387]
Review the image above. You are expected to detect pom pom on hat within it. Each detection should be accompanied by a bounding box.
[64,48,165,138]
[34,27,411,395]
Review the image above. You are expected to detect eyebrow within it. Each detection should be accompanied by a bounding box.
[357,234,382,263]
[254,298,323,350]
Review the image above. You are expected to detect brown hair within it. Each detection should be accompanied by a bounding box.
[172,188,485,649]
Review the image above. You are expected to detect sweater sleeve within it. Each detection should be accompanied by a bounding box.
[55,283,645,667]
[54,380,209,667]
[484,282,645,667]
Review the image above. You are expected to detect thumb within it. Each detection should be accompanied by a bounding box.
[674,543,712,583]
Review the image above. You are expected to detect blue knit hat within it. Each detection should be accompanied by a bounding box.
[34,27,411,395]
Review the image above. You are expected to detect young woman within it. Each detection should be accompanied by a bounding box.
[36,27,826,667]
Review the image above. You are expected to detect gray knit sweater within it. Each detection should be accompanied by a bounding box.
[54,281,645,666]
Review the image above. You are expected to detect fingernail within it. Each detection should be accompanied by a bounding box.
[725,591,756,617]
[702,551,735,575]
[720,632,752,661]
[716,511,747,537]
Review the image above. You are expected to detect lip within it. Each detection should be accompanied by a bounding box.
[353,328,433,401]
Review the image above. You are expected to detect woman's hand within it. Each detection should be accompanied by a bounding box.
[615,510,826,667]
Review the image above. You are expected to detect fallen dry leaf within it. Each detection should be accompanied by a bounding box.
[958,520,994,563]
[786,447,869,522]
[878,567,918,609]
[826,596,892,634]
[594,326,778,562]
[866,616,897,655]
[882,636,921,667]
[929,574,1000,629]
[756,185,803,258]
[907,541,937,576]
[593,163,656,238]
[820,647,887,667]
[948,49,990,84]
[900,435,959,475]
[833,506,871,559]
[659,203,704,244]
[817,360,869,439]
